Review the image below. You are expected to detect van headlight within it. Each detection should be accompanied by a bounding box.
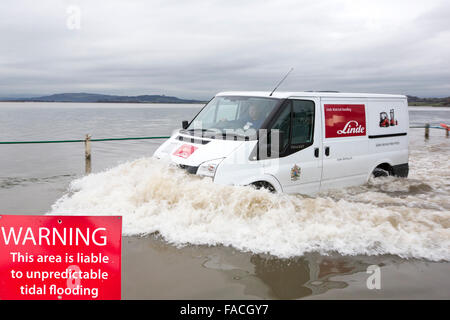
[197,158,225,178]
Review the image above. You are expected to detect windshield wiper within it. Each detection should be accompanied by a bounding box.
[206,132,250,141]
[180,128,218,136]
[184,128,216,132]
[181,128,251,140]
[229,133,251,141]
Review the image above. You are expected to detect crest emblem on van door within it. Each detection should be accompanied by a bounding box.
[290,165,301,181]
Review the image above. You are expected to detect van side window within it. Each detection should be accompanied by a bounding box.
[270,104,291,152]
[291,100,314,146]
[255,99,315,160]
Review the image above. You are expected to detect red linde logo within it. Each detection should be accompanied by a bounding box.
[337,120,365,135]
[324,104,366,138]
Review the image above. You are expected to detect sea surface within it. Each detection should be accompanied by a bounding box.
[0,102,449,299]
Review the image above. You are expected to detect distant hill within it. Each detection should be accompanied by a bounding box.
[1,92,204,104]
[407,95,450,107]
[2,92,448,106]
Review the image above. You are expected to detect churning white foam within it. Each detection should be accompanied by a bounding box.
[49,136,450,261]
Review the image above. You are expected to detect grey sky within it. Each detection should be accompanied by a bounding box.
[0,0,449,99]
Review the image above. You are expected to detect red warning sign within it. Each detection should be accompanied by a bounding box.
[324,104,366,138]
[0,215,122,300]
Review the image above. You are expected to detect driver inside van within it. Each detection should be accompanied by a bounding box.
[241,102,264,129]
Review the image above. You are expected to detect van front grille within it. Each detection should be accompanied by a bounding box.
[178,164,199,174]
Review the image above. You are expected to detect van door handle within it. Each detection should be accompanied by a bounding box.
[325,146,330,157]
[314,148,319,158]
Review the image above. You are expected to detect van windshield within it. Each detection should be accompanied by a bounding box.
[184,96,280,140]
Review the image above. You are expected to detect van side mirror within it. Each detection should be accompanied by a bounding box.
[182,120,189,129]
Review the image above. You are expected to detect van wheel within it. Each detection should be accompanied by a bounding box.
[251,181,276,193]
[372,167,390,178]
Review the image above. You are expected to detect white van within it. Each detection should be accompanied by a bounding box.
[154,91,409,195]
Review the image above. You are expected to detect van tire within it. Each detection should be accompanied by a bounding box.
[372,164,393,178]
[251,181,276,193]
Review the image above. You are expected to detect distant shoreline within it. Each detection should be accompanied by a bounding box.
[408,103,449,108]
[0,92,206,104]
[1,100,447,107]
[0,91,448,107]
[0,100,207,104]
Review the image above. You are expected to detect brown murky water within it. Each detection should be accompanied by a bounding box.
[122,236,449,299]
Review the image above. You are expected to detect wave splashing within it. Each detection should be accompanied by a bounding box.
[50,153,450,261]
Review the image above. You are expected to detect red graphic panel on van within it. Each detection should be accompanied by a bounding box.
[173,144,198,158]
[324,104,366,138]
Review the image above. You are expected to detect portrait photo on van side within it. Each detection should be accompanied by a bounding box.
[0,0,449,306]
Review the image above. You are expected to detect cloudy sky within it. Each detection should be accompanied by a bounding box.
[0,0,449,99]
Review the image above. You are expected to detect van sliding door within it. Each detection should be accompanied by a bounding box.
[320,99,369,191]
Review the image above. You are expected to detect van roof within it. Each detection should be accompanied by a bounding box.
[216,91,407,99]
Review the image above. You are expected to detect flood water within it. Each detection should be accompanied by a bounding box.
[0,102,449,299]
